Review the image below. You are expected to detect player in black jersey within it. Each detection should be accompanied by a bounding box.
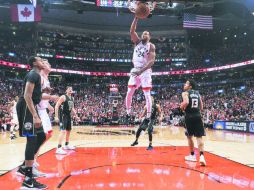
[180,80,206,166]
[16,56,48,190]
[131,97,163,150]
[55,86,79,155]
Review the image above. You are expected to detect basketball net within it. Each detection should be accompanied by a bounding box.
[128,0,156,13]
[29,0,37,8]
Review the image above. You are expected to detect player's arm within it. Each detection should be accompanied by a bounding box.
[54,95,65,122]
[157,104,163,123]
[139,44,156,74]
[41,93,59,102]
[48,103,54,113]
[200,95,204,112]
[180,92,189,111]
[72,107,79,120]
[24,82,41,128]
[130,17,140,44]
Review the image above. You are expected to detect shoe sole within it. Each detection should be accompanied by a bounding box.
[56,152,67,155]
[63,147,76,150]
[185,159,197,162]
[20,186,48,190]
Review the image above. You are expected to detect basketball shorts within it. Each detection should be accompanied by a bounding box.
[16,98,44,137]
[140,119,155,133]
[60,114,72,131]
[185,115,205,137]
[38,109,52,134]
[128,68,152,89]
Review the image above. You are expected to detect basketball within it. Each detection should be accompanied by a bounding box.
[135,2,150,19]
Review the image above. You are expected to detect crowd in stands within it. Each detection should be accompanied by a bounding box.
[1,29,253,73]
[1,74,253,131]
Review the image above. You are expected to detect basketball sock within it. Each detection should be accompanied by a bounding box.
[191,151,195,156]
[24,167,33,178]
[65,142,69,146]
[143,90,152,118]
[126,88,135,115]
[58,144,62,148]
[200,151,204,156]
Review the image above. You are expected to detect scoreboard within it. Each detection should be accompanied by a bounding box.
[96,0,128,8]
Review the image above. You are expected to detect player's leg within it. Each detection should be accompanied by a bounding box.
[184,117,197,162]
[126,75,139,115]
[17,101,47,189]
[147,121,154,150]
[141,72,152,126]
[56,115,67,154]
[195,117,206,166]
[131,126,143,146]
[10,122,16,139]
[64,117,75,150]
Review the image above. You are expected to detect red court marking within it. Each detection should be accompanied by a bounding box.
[0,146,254,190]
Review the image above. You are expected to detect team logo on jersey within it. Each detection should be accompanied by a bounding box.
[135,46,149,58]
[24,122,33,130]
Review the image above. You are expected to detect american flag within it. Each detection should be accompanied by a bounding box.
[183,13,213,30]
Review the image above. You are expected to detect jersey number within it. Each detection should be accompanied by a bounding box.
[191,99,198,108]
[138,51,145,58]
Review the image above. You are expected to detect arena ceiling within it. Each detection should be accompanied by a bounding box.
[0,0,254,33]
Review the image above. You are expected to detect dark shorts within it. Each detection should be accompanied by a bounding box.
[16,99,44,137]
[60,114,72,131]
[140,119,155,133]
[185,115,205,137]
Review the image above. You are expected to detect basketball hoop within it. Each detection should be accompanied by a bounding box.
[128,0,156,14]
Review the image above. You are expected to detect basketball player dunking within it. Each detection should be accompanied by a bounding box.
[125,16,156,127]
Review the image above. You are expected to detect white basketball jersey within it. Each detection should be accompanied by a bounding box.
[37,76,50,110]
[132,41,151,68]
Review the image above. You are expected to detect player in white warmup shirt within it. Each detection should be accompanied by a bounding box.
[125,16,156,127]
[8,96,19,140]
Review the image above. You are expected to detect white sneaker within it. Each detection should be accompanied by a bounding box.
[33,167,46,178]
[56,148,67,155]
[185,155,197,162]
[199,155,206,166]
[63,145,76,150]
[33,161,40,168]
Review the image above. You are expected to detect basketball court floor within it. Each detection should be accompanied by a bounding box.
[0,126,254,190]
